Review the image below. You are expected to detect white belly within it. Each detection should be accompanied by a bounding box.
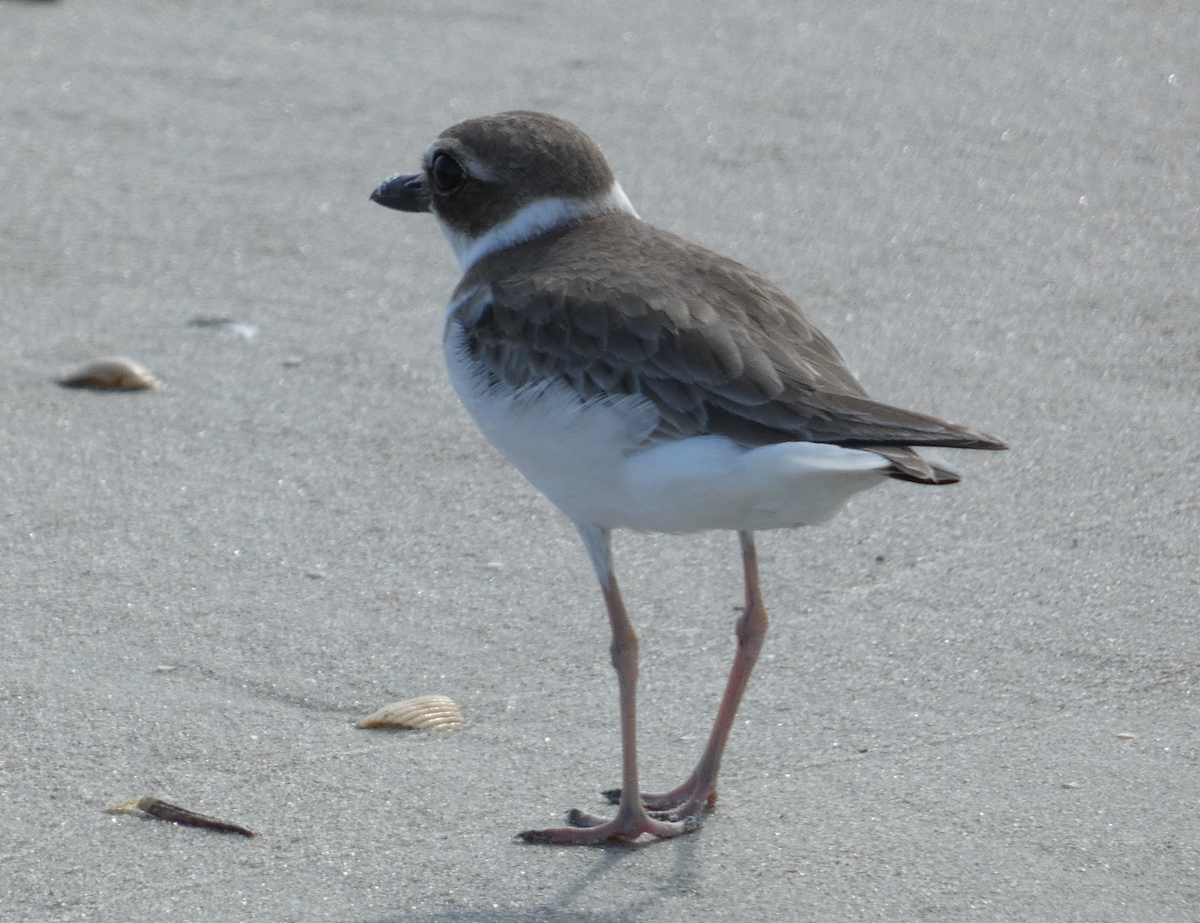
[444,323,890,533]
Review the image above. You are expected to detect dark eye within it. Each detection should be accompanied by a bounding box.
[431,153,465,193]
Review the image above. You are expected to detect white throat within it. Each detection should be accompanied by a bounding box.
[438,182,639,273]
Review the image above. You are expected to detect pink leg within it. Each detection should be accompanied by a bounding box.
[518,527,699,844]
[604,530,769,820]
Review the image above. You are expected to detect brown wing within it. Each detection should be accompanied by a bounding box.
[450,213,1006,483]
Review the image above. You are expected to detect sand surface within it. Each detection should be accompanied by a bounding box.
[2,2,1198,920]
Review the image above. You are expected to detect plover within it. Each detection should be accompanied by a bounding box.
[371,111,1006,844]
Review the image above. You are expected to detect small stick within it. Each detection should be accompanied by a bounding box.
[105,796,255,837]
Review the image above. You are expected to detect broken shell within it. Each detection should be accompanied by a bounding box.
[58,357,158,391]
[358,695,463,732]
[104,797,145,815]
[104,795,254,837]
[219,322,258,341]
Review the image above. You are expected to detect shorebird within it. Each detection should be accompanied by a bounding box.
[371,111,1006,844]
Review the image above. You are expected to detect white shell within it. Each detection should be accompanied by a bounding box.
[358,695,463,732]
[59,357,159,391]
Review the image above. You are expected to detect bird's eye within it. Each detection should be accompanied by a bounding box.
[431,153,465,194]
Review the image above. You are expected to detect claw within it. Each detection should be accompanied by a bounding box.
[566,808,605,828]
[516,828,557,844]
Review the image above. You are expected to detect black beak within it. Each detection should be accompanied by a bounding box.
[370,173,431,213]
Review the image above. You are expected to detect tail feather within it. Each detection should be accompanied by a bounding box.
[866,446,962,485]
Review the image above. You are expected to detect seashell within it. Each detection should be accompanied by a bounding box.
[358,695,463,732]
[58,357,158,391]
[219,322,258,341]
[104,795,254,837]
[105,797,144,815]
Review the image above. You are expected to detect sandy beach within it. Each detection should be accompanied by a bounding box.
[2,2,1198,920]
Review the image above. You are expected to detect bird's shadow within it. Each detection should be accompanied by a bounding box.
[364,825,704,923]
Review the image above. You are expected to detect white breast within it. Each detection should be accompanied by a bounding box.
[443,323,891,533]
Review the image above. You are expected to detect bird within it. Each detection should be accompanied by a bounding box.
[370,111,1007,845]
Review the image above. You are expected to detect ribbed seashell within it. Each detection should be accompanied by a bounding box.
[358,695,463,732]
[58,357,158,391]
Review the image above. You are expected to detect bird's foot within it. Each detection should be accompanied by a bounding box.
[517,802,699,845]
[601,777,718,822]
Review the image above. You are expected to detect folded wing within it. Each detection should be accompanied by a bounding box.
[449,213,1007,484]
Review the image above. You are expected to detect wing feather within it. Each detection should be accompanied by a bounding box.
[447,212,1007,481]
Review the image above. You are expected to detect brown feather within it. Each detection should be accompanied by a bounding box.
[450,212,1006,483]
